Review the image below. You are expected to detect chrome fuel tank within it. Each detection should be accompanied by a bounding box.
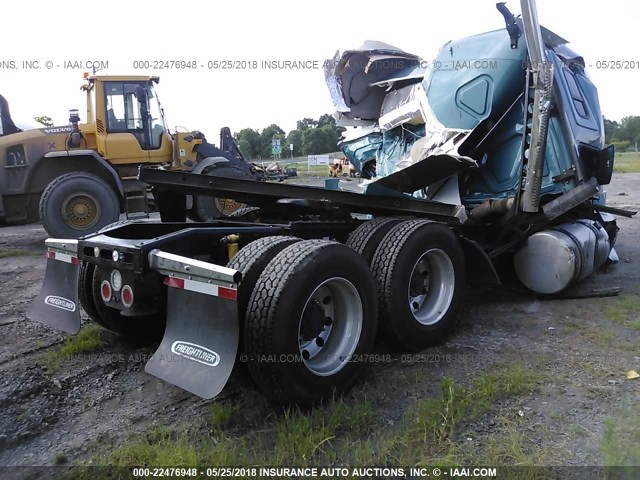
[514,220,611,294]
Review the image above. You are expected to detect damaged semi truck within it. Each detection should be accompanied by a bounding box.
[27,0,635,405]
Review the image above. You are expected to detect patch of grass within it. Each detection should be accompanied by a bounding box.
[74,363,544,472]
[481,421,547,466]
[613,152,640,173]
[44,324,104,371]
[53,451,67,465]
[415,418,551,472]
[56,324,103,359]
[604,295,640,324]
[403,365,542,458]
[583,328,617,347]
[208,401,241,431]
[601,414,640,466]
[97,398,376,470]
[108,426,199,467]
[410,377,468,443]
[0,248,37,258]
[271,400,374,465]
[496,363,542,396]
[628,319,640,332]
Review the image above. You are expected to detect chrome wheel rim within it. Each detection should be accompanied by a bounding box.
[408,248,455,326]
[298,277,363,376]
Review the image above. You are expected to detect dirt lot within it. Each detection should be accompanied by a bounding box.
[0,173,639,479]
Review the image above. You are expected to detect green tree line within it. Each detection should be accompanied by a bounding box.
[233,114,344,160]
[605,116,640,152]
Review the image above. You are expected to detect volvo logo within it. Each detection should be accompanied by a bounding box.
[171,341,220,367]
[44,295,76,312]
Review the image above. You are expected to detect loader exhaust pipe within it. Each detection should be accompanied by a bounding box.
[519,0,554,213]
[0,94,22,137]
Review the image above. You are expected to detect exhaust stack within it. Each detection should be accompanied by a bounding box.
[519,0,554,212]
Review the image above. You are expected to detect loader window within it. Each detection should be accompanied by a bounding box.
[147,86,165,149]
[105,83,144,131]
[105,82,161,149]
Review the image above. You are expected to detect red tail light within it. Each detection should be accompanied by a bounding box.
[121,285,134,308]
[100,280,112,302]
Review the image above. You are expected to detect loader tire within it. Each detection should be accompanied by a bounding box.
[193,166,252,221]
[346,217,402,265]
[90,267,164,340]
[244,240,378,405]
[229,206,261,220]
[370,220,466,350]
[40,172,120,238]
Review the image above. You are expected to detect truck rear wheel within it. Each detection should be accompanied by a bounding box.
[244,240,378,405]
[227,236,301,325]
[227,236,301,369]
[346,217,402,265]
[371,220,466,350]
[39,172,120,238]
[78,262,109,329]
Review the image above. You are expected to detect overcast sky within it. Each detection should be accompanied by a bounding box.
[1,0,638,137]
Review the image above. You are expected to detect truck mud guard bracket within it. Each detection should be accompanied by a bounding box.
[145,250,241,399]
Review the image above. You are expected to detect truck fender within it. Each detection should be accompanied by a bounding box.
[40,150,124,198]
[459,237,500,286]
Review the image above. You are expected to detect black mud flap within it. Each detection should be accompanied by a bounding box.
[145,282,239,399]
[27,247,81,334]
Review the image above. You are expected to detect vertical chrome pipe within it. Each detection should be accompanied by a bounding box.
[520,0,554,212]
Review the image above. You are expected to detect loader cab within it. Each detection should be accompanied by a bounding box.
[90,76,172,165]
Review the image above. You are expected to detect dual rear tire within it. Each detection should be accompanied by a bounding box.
[229,220,466,404]
[367,220,466,350]
[231,237,378,405]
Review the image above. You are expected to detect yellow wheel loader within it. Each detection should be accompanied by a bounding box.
[0,75,256,237]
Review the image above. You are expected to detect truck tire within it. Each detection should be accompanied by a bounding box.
[78,262,108,328]
[193,166,251,221]
[346,217,402,265]
[40,172,120,238]
[244,240,378,405]
[227,236,301,328]
[89,266,164,340]
[370,220,466,350]
[227,236,301,374]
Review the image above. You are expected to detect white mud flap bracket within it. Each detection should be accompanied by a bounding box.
[146,249,241,399]
[27,239,81,334]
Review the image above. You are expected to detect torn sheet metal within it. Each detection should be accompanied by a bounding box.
[330,4,613,224]
[371,155,476,194]
[324,42,421,121]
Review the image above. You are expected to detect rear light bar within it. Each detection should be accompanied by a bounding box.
[45,239,79,265]
[149,249,240,301]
